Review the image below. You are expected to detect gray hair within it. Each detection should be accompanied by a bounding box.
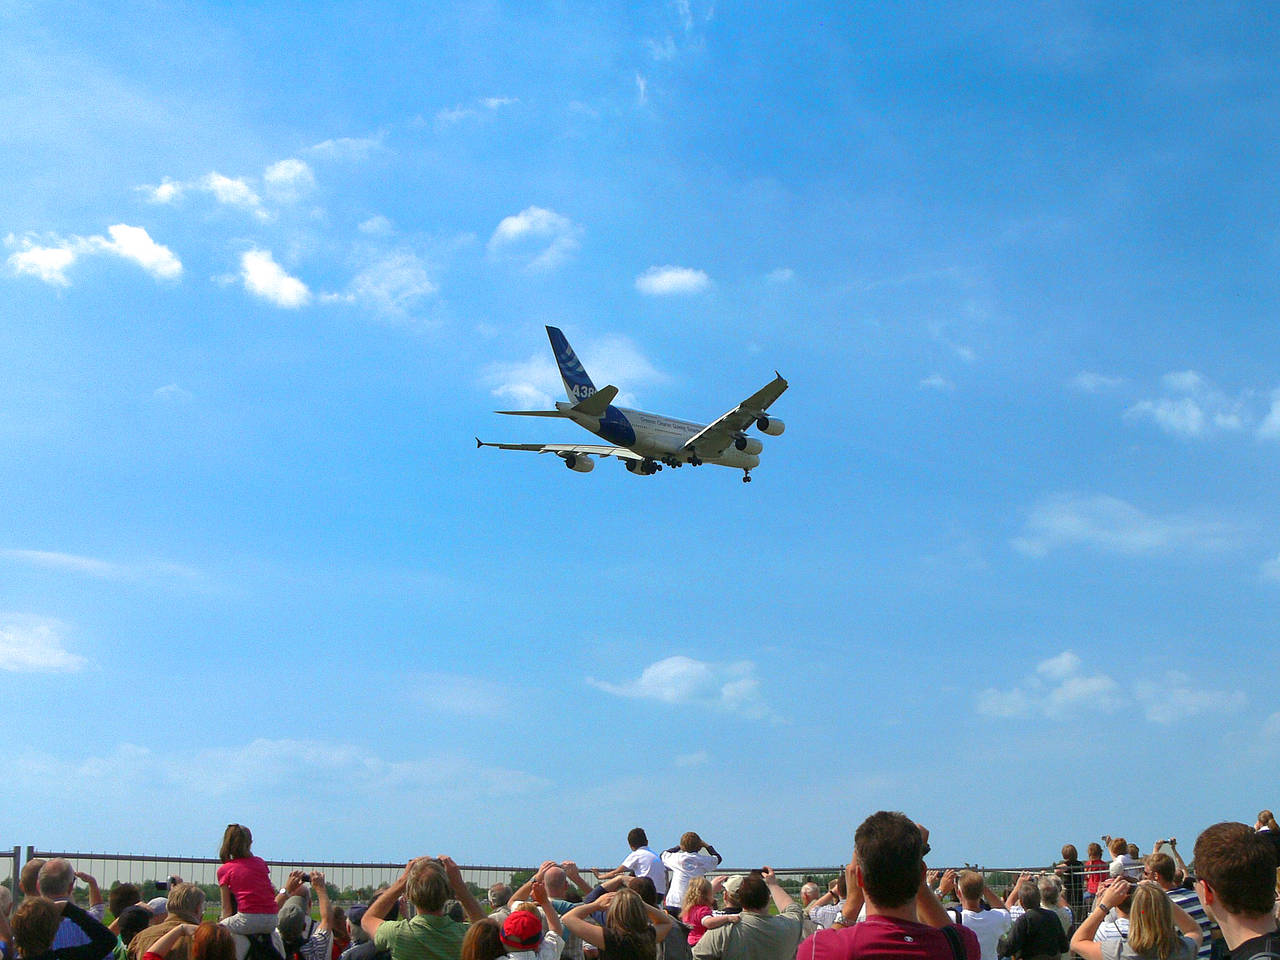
[37,859,76,898]
[1037,874,1063,906]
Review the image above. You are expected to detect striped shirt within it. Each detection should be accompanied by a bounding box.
[1168,886,1214,960]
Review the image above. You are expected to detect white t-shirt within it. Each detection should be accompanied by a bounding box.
[961,907,1011,960]
[623,847,667,895]
[506,931,564,960]
[661,851,719,907]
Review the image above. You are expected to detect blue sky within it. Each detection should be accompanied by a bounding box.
[3,0,1280,870]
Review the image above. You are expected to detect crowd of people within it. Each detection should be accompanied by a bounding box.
[4,813,1279,960]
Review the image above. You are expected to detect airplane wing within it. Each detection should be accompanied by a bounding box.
[681,373,788,457]
[475,439,646,462]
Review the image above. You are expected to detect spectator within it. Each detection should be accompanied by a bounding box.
[1192,822,1279,960]
[593,833,667,902]
[691,869,802,960]
[1,886,14,960]
[13,898,117,960]
[486,887,514,927]
[1253,813,1280,863]
[108,884,145,938]
[710,879,740,917]
[1091,878,1136,944]
[129,884,209,960]
[1085,846,1109,912]
[1071,881,1201,960]
[561,888,673,960]
[660,837,721,918]
[117,909,154,953]
[1057,846,1085,919]
[278,870,335,960]
[331,910,350,960]
[807,876,848,930]
[797,813,979,960]
[36,862,110,960]
[458,923,503,960]
[336,907,379,960]
[140,923,237,960]
[1036,875,1072,940]
[951,871,1010,960]
[21,862,48,899]
[1107,840,1142,881]
[361,857,485,960]
[499,882,563,960]
[507,864,583,960]
[997,879,1068,960]
[678,879,736,949]
[216,826,283,945]
[1143,851,1213,960]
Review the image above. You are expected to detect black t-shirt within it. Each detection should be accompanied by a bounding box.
[1228,930,1280,960]
[1002,907,1069,959]
[603,928,657,960]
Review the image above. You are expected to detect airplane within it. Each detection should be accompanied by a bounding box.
[476,325,788,483]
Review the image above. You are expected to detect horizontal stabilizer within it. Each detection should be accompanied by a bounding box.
[495,409,571,417]
[571,384,618,417]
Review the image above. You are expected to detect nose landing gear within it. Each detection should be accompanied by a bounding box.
[742,470,752,483]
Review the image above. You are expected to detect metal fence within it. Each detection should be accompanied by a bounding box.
[10,849,1050,906]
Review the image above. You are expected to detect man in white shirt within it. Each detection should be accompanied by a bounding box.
[662,833,722,913]
[594,828,668,899]
[948,871,1010,960]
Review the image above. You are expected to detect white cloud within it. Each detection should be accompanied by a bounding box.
[6,226,181,285]
[346,251,438,319]
[153,383,194,403]
[358,215,394,235]
[675,750,708,767]
[0,616,86,673]
[1070,371,1124,393]
[1126,370,1250,439]
[201,172,263,212]
[1,548,199,582]
[482,333,666,410]
[263,158,316,202]
[6,238,77,286]
[920,373,954,391]
[588,655,773,720]
[635,265,711,296]
[487,206,583,271]
[92,224,182,279]
[1258,389,1280,441]
[240,249,311,308]
[481,97,518,110]
[304,134,386,161]
[435,105,477,127]
[766,267,794,284]
[977,650,1118,720]
[1134,671,1247,724]
[636,72,648,105]
[1012,493,1235,558]
[144,178,184,204]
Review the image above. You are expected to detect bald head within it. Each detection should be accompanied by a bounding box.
[801,882,821,906]
[37,859,76,898]
[544,867,568,898]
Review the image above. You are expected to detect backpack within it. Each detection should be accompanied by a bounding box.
[243,934,285,960]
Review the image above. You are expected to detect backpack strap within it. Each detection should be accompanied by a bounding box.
[941,925,966,960]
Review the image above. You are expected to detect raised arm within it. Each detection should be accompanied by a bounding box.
[561,862,595,899]
[311,872,334,934]
[562,897,609,951]
[510,862,558,905]
[841,858,865,925]
[532,882,564,939]
[761,867,795,912]
[1071,879,1130,960]
[1167,840,1190,885]
[57,902,126,960]
[643,901,675,943]
[440,856,486,924]
[1007,874,1031,909]
[278,871,306,911]
[76,872,104,911]
[363,861,416,938]
[1171,901,1203,947]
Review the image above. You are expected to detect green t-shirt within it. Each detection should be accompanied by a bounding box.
[373,914,467,960]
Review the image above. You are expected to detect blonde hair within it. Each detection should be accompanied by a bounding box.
[1128,883,1180,960]
[607,889,651,935]
[682,877,713,920]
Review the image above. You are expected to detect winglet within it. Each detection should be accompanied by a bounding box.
[475,436,482,448]
[571,384,618,417]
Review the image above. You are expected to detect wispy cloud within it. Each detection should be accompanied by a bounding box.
[303,134,387,162]
[1126,370,1250,439]
[6,225,182,286]
[481,333,666,409]
[1,548,199,582]
[1261,553,1280,584]
[588,655,774,720]
[323,250,438,322]
[977,651,1243,724]
[0,615,86,673]
[263,158,316,202]
[1070,371,1124,393]
[765,267,795,284]
[240,249,311,308]
[1012,493,1236,558]
[635,265,711,296]
[487,206,583,272]
[920,373,954,391]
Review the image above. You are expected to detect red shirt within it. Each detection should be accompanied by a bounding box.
[1083,859,1108,895]
[797,915,979,960]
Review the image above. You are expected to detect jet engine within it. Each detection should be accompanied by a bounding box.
[756,415,785,436]
[733,434,764,455]
[625,459,661,476]
[561,453,594,473]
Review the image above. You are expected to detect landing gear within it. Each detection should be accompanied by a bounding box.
[689,454,703,466]
[643,459,662,474]
[742,470,752,483]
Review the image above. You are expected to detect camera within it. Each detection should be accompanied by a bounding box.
[298,873,311,884]
[155,880,169,892]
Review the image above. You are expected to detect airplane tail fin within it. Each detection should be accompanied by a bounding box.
[546,325,598,404]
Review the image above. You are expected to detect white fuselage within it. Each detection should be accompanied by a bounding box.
[557,402,762,469]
